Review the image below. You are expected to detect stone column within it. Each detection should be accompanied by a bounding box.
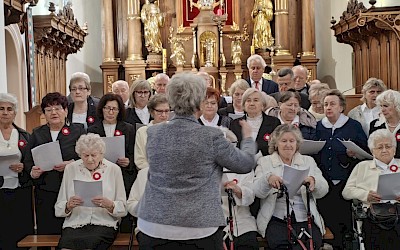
[102,0,115,62]
[301,0,315,56]
[126,0,143,61]
[0,0,7,92]
[274,0,290,56]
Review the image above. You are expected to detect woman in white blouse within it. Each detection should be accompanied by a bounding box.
[0,93,34,249]
[55,133,127,249]
[134,94,170,170]
[343,129,400,250]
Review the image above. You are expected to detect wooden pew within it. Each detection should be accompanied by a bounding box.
[17,233,138,250]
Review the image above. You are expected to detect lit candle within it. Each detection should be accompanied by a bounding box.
[162,49,167,73]
[250,45,255,55]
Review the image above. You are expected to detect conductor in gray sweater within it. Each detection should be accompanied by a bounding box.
[136,72,256,250]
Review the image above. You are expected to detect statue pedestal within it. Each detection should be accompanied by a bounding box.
[233,64,243,80]
[146,53,162,65]
[124,60,147,85]
[100,62,119,94]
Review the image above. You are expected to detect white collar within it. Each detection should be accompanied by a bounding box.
[278,112,300,126]
[135,106,148,112]
[200,114,219,127]
[321,113,349,129]
[374,158,397,171]
[361,103,379,113]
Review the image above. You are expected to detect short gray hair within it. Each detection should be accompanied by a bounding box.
[376,90,400,117]
[0,93,18,112]
[368,129,396,151]
[324,89,346,111]
[241,88,267,111]
[308,82,330,100]
[147,94,168,112]
[247,54,266,69]
[361,78,387,103]
[277,68,294,80]
[228,79,250,96]
[292,65,308,75]
[268,124,303,154]
[75,133,106,156]
[155,73,170,83]
[69,72,91,90]
[129,79,152,108]
[167,72,206,116]
[112,80,129,92]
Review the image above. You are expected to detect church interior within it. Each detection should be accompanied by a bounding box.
[1,0,399,130]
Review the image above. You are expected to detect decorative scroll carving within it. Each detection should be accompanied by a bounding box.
[33,6,87,102]
[4,0,36,33]
[340,0,367,21]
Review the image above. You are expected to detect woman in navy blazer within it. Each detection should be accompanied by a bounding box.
[25,92,86,235]
[87,93,136,233]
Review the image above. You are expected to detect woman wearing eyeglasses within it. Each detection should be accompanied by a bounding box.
[24,92,86,236]
[125,79,152,126]
[88,93,136,233]
[67,72,99,129]
[134,94,170,170]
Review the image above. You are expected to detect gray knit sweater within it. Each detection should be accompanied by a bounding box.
[137,115,256,228]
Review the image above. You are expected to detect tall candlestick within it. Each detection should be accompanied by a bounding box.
[162,48,167,73]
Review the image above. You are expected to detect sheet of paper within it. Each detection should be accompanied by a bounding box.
[31,141,63,171]
[228,113,244,120]
[282,165,310,198]
[0,154,20,177]
[299,140,326,155]
[377,172,400,200]
[338,139,373,160]
[73,180,103,207]
[101,136,125,163]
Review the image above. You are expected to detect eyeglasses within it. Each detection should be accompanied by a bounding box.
[0,107,14,113]
[103,106,119,112]
[70,87,88,92]
[135,91,150,96]
[153,108,170,115]
[44,106,64,113]
[375,145,394,151]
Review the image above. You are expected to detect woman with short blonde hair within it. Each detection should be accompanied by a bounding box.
[126,79,152,125]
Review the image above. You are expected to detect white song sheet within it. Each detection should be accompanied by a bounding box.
[377,172,400,200]
[338,139,373,160]
[73,180,103,207]
[299,140,326,155]
[101,136,125,163]
[31,141,63,171]
[0,154,20,177]
[282,165,310,198]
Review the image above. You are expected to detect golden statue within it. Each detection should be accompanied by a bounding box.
[225,23,249,65]
[189,0,220,11]
[141,0,165,53]
[252,0,274,49]
[168,26,192,66]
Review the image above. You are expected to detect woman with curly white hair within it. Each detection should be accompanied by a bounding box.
[55,133,127,249]
[369,89,400,158]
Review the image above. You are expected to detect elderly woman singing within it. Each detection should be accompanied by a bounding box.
[343,129,400,250]
[253,124,328,249]
[135,72,256,250]
[55,133,127,249]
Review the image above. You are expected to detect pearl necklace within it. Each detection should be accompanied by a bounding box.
[387,121,400,128]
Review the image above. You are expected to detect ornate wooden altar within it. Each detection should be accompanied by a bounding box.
[101,0,319,95]
[331,0,400,92]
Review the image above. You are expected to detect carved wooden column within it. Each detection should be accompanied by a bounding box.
[301,0,315,56]
[102,0,115,62]
[101,0,118,94]
[124,0,146,86]
[274,0,290,56]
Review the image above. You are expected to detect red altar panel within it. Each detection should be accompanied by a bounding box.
[182,0,233,26]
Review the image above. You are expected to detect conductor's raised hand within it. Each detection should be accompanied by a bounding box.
[239,120,252,139]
